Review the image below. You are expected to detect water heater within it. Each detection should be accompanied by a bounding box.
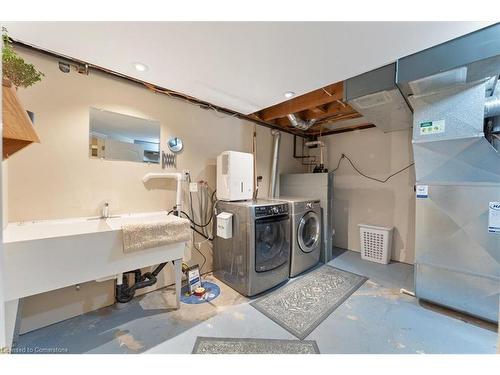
[217,151,253,201]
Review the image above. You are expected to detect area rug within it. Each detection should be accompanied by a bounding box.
[192,337,320,354]
[251,265,367,339]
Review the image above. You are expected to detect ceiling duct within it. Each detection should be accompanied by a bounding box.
[396,23,500,100]
[286,113,316,131]
[344,63,412,133]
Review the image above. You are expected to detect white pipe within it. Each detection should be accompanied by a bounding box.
[305,140,326,165]
[269,130,281,198]
[143,172,183,213]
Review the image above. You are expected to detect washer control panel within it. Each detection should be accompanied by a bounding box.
[254,204,289,218]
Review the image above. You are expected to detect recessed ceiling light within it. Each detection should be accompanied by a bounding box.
[132,62,148,72]
[284,91,295,99]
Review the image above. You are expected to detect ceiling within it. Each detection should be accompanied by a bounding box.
[4,22,493,115]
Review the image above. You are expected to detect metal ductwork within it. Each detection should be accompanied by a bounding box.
[485,93,500,118]
[286,113,316,131]
[396,23,500,100]
[268,130,281,198]
[396,23,500,323]
[344,63,412,132]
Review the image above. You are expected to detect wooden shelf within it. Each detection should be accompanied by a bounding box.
[2,78,40,159]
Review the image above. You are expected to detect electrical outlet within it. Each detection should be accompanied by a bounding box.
[189,182,198,192]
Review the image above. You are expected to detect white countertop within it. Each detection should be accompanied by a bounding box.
[3,211,188,243]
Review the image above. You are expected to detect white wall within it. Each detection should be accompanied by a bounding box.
[322,127,416,264]
[6,48,303,332]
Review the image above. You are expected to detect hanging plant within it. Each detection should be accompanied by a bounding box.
[2,27,44,88]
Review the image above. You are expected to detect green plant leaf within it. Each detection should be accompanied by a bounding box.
[2,28,44,88]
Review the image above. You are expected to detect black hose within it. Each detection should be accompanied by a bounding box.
[167,209,213,241]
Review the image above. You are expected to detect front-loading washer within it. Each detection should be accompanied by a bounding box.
[278,197,321,277]
[213,199,290,296]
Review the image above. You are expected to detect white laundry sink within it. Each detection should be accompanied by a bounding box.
[2,211,188,302]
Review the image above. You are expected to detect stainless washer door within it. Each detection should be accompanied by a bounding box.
[297,211,320,253]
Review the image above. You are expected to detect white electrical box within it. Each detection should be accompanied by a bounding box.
[217,151,253,201]
[217,212,233,239]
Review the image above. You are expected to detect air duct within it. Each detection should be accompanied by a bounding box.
[344,63,412,132]
[396,23,500,323]
[287,113,316,131]
[484,93,500,118]
[269,130,281,198]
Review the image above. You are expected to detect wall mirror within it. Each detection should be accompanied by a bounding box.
[89,108,161,164]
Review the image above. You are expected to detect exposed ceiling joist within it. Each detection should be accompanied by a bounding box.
[252,80,368,135]
[303,102,358,122]
[256,82,344,121]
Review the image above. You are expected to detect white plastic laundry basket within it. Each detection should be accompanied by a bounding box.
[358,224,393,264]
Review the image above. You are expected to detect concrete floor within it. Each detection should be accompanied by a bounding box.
[15,249,498,354]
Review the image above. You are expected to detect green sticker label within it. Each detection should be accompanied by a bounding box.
[420,120,445,135]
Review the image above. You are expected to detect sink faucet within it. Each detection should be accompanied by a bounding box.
[101,202,110,219]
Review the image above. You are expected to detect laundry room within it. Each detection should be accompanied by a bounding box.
[0,8,499,373]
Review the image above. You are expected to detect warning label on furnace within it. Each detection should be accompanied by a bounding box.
[416,185,429,198]
[420,120,445,135]
[488,202,500,233]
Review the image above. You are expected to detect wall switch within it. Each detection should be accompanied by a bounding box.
[189,182,198,192]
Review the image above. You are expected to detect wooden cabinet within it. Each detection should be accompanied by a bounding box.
[2,78,40,159]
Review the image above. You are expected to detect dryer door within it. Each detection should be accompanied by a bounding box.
[297,211,321,253]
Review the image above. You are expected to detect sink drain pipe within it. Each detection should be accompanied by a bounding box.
[116,263,168,303]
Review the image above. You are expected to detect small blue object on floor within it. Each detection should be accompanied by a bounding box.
[180,281,220,304]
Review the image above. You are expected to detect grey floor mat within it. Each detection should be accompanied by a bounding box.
[251,265,367,339]
[192,337,319,354]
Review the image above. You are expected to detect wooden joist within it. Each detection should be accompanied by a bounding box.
[304,103,358,122]
[252,80,372,136]
[256,82,344,122]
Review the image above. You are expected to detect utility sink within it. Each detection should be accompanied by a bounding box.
[2,211,188,302]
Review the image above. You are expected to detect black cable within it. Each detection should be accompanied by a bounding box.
[167,209,213,240]
[181,210,212,228]
[168,207,212,228]
[190,225,213,241]
[167,176,215,273]
[186,175,214,229]
[192,239,207,273]
[332,153,414,183]
[166,210,209,272]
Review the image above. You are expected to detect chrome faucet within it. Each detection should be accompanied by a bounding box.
[101,202,110,218]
